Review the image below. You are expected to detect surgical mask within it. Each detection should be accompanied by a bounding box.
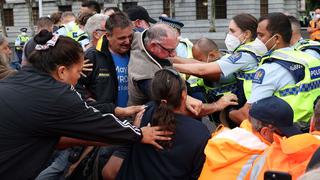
[315,14,320,19]
[264,34,277,52]
[253,38,268,56]
[225,33,241,52]
[21,32,26,36]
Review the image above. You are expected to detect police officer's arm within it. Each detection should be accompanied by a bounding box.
[173,62,222,81]
[169,56,205,64]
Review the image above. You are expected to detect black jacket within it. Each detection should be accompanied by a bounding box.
[78,36,130,113]
[117,102,210,180]
[0,66,141,180]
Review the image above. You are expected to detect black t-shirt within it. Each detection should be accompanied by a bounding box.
[0,66,142,180]
[117,102,210,180]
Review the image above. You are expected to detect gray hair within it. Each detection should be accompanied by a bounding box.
[0,35,7,46]
[144,23,178,45]
[84,14,109,40]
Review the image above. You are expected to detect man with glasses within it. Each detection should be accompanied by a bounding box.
[128,23,237,115]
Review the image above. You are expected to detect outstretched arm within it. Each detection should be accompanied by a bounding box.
[173,62,222,81]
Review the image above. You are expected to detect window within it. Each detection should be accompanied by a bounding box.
[4,9,14,26]
[32,7,39,25]
[122,2,137,11]
[59,5,72,12]
[215,0,226,19]
[196,0,208,20]
[260,0,268,17]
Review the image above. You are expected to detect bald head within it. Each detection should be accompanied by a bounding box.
[193,37,221,62]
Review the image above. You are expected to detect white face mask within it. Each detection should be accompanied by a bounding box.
[225,33,241,52]
[253,38,268,56]
[264,34,277,51]
[315,14,320,19]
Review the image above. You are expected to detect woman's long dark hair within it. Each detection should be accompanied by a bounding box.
[151,68,186,148]
[28,30,84,73]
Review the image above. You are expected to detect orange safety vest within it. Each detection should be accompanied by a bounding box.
[247,133,320,180]
[309,20,320,41]
[199,120,269,180]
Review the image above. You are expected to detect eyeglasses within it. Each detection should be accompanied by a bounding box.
[96,29,106,32]
[156,42,176,54]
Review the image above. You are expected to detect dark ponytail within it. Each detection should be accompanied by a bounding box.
[28,29,83,73]
[151,68,186,148]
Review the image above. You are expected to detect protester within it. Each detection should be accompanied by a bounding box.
[159,16,193,59]
[83,13,109,50]
[247,99,320,180]
[288,15,320,59]
[307,8,320,41]
[125,5,156,32]
[232,13,320,130]
[104,7,121,16]
[79,0,101,14]
[128,23,238,117]
[0,30,170,180]
[115,68,210,180]
[0,53,15,79]
[22,17,54,66]
[199,96,301,179]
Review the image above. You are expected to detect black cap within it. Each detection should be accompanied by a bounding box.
[158,16,184,30]
[125,6,156,24]
[20,28,28,32]
[249,96,302,137]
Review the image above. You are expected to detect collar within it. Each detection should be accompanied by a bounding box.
[139,30,172,69]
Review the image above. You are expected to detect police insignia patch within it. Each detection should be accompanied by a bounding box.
[228,52,242,63]
[252,69,265,84]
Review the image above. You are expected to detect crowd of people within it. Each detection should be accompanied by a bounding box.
[1,1,320,180]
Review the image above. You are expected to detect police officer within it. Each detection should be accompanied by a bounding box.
[56,11,89,49]
[288,15,320,59]
[15,27,30,63]
[174,14,268,110]
[232,13,320,130]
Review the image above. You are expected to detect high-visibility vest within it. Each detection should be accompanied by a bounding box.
[293,39,320,57]
[234,41,262,100]
[63,23,88,42]
[260,48,320,123]
[309,20,320,41]
[188,54,237,97]
[247,133,320,180]
[199,122,269,180]
[179,38,193,58]
[15,34,30,51]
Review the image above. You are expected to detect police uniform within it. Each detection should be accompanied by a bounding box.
[249,47,320,125]
[56,21,89,49]
[293,38,320,59]
[15,28,30,63]
[216,39,265,105]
